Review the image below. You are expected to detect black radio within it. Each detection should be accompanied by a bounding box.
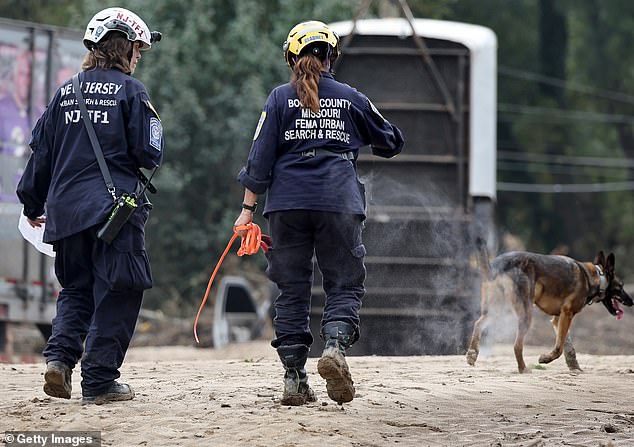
[97,166,158,244]
[97,193,138,244]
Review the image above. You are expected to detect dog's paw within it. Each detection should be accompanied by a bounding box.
[466,349,478,366]
[538,353,554,364]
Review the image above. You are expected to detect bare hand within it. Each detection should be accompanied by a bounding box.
[27,216,46,228]
[233,210,253,237]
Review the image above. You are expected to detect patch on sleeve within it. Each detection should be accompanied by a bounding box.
[368,99,386,121]
[253,111,266,141]
[149,117,163,151]
[144,100,161,121]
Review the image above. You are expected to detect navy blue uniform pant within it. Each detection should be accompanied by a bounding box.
[43,222,152,396]
[266,210,366,349]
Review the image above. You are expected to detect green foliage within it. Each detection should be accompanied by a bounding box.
[435,0,634,271]
[0,0,82,25]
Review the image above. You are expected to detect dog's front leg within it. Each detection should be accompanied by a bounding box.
[549,316,582,371]
[539,311,573,364]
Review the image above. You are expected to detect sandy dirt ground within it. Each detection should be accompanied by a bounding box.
[1,341,633,447]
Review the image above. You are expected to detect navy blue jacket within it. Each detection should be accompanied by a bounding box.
[238,71,404,216]
[16,68,163,243]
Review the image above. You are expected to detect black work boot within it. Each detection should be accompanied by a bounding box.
[277,344,317,406]
[317,321,356,404]
[82,382,135,405]
[43,360,72,399]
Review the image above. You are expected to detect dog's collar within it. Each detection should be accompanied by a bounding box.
[579,262,606,305]
[594,264,608,295]
[584,264,607,305]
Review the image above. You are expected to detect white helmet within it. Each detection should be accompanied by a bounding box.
[83,7,160,51]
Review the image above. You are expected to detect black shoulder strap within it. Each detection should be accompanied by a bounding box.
[72,73,116,201]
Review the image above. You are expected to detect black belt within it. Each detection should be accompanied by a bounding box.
[301,148,355,160]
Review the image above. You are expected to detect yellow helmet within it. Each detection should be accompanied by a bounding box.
[283,20,339,68]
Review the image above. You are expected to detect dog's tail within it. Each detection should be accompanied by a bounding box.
[475,237,493,281]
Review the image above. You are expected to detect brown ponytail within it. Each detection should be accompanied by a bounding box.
[291,54,323,113]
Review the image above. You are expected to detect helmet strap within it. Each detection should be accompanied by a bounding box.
[126,41,134,74]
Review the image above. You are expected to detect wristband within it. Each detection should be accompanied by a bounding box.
[242,202,258,212]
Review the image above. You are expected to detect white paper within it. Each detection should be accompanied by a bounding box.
[18,214,55,258]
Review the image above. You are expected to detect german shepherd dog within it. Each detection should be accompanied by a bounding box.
[466,239,633,373]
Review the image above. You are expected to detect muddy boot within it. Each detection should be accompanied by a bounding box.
[317,321,356,404]
[82,382,135,405]
[43,360,72,399]
[277,344,317,406]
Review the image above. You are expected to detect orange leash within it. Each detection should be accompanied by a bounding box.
[193,222,267,343]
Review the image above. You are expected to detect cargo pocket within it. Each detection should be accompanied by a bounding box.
[106,223,153,291]
[350,243,366,259]
[347,243,367,285]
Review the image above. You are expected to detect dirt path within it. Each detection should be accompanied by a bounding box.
[1,343,632,446]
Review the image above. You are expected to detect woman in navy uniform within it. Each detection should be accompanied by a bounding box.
[235,21,404,405]
[16,7,163,404]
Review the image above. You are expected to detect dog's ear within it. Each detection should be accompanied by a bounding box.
[606,252,615,277]
[594,251,606,267]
